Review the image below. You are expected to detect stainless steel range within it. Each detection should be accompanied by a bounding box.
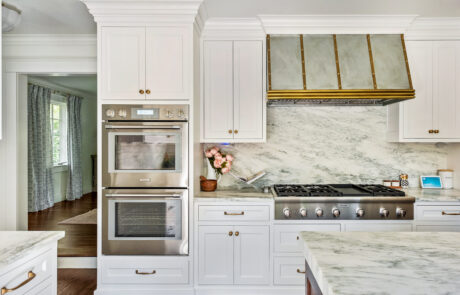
[273,184,415,220]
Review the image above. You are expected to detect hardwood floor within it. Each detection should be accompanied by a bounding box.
[28,193,97,257]
[58,269,97,295]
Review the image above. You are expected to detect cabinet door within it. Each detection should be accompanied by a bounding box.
[198,226,234,285]
[234,226,270,285]
[146,27,191,100]
[203,41,234,140]
[403,41,434,138]
[233,41,264,140]
[433,41,460,139]
[101,27,146,100]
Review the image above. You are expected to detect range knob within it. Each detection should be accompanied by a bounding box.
[118,109,128,118]
[283,208,291,218]
[178,109,185,119]
[166,110,174,119]
[332,208,340,218]
[105,108,115,118]
[356,208,365,218]
[299,208,307,217]
[396,208,407,218]
[315,208,324,217]
[380,208,390,218]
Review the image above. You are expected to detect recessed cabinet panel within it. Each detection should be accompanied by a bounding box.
[233,41,264,140]
[303,34,338,89]
[146,27,190,100]
[269,35,303,90]
[203,41,234,140]
[403,41,434,138]
[101,27,146,100]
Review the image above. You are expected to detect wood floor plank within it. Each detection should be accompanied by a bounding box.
[58,268,97,295]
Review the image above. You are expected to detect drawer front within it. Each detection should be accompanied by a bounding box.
[24,278,53,295]
[274,224,341,253]
[0,250,54,295]
[273,256,305,285]
[415,224,460,232]
[101,259,189,285]
[416,205,460,221]
[344,223,412,232]
[198,205,270,221]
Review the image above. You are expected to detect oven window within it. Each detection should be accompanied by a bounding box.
[114,133,179,171]
[115,202,181,238]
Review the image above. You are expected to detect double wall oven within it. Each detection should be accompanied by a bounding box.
[102,104,189,255]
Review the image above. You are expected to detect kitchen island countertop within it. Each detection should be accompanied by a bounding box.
[300,231,460,295]
[195,189,273,202]
[405,188,460,202]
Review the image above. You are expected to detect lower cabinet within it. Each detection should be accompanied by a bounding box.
[198,225,270,285]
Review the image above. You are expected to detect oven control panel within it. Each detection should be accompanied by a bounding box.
[102,104,188,121]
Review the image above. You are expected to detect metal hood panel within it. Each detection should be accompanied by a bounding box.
[267,34,415,106]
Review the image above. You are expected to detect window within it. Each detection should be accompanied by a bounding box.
[50,95,68,166]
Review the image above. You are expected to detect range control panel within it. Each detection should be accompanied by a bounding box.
[102,104,188,121]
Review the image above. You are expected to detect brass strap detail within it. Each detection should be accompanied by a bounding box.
[135,270,156,275]
[333,35,342,89]
[442,211,460,216]
[367,34,377,90]
[299,34,307,90]
[224,211,245,216]
[297,269,306,274]
[1,271,36,294]
[266,34,272,91]
[400,34,414,90]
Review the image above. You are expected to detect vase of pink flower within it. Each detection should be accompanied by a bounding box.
[204,146,233,180]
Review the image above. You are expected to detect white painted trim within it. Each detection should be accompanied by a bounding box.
[258,14,418,34]
[202,18,265,39]
[406,17,460,40]
[58,257,97,269]
[193,1,208,36]
[28,76,96,100]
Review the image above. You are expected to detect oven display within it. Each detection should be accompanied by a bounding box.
[131,108,159,119]
[137,109,155,115]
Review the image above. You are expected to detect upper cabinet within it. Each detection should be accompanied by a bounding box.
[387,40,460,142]
[201,40,266,143]
[100,26,191,101]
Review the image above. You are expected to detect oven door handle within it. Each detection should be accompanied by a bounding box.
[104,125,181,129]
[105,193,182,199]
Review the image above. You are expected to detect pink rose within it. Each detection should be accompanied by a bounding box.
[226,154,234,162]
[205,150,213,158]
[221,167,230,174]
[210,148,218,155]
[215,153,223,160]
[213,158,223,168]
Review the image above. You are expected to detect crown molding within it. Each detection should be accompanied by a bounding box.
[406,17,460,40]
[202,17,265,39]
[194,1,208,36]
[258,15,418,34]
[81,0,204,24]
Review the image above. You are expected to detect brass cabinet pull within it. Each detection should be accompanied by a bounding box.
[224,211,244,216]
[296,236,299,240]
[234,130,239,134]
[235,231,240,236]
[434,129,439,134]
[428,129,434,134]
[139,89,145,94]
[442,211,460,216]
[1,271,36,294]
[146,89,151,94]
[135,270,156,275]
[228,130,233,134]
[229,231,233,236]
[297,269,306,274]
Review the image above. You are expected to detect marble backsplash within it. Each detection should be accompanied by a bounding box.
[203,106,449,189]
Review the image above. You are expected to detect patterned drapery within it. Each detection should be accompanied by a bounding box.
[66,95,83,201]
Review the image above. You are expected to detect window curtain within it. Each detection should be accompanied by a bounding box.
[66,95,83,201]
[28,84,54,212]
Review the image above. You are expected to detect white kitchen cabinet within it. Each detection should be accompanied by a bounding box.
[198,225,270,285]
[414,204,460,232]
[202,40,265,142]
[100,26,191,101]
[344,223,413,232]
[387,40,460,142]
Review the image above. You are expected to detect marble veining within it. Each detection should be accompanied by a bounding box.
[300,231,460,295]
[195,189,273,202]
[405,188,460,202]
[206,107,448,189]
[0,231,65,271]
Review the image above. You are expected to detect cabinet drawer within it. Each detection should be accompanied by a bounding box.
[344,223,412,232]
[101,258,189,285]
[274,224,341,253]
[0,250,54,295]
[415,224,460,232]
[198,205,269,221]
[273,256,305,286]
[416,205,460,221]
[24,278,53,295]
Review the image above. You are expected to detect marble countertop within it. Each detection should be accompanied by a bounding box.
[300,231,460,295]
[0,231,65,271]
[195,189,273,201]
[404,188,460,203]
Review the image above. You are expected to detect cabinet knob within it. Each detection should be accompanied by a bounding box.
[234,130,239,134]
[434,129,439,134]
[139,89,145,94]
[229,231,233,236]
[235,231,239,236]
[428,129,434,134]
[228,130,233,134]
[146,89,151,94]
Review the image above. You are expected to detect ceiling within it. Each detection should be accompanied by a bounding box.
[3,0,460,34]
[30,75,97,97]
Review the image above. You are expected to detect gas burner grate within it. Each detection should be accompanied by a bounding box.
[359,184,405,196]
[274,184,342,197]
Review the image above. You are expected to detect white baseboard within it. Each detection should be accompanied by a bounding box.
[94,288,194,295]
[58,257,97,268]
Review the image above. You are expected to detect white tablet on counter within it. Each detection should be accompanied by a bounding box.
[420,176,443,189]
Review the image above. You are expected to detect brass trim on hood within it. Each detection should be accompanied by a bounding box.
[367,34,378,90]
[400,34,413,90]
[299,34,307,90]
[332,34,342,90]
[266,34,272,91]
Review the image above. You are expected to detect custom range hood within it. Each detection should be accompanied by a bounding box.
[267,34,414,105]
